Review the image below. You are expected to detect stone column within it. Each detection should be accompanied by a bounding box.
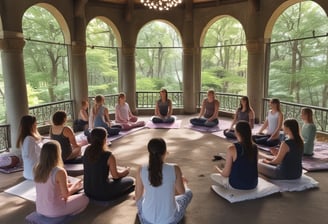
[246,1,265,123]
[182,1,196,114]
[183,47,196,114]
[246,39,265,123]
[120,47,136,113]
[0,34,27,154]
[69,41,88,119]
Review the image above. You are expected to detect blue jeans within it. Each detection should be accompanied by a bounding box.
[190,117,218,127]
[152,116,175,124]
[137,189,193,224]
[253,134,280,147]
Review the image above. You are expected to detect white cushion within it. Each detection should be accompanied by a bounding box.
[268,174,319,192]
[211,177,280,203]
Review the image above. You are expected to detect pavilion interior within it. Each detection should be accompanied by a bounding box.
[1,0,328,223]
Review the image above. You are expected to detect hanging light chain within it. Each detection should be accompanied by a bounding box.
[141,0,183,11]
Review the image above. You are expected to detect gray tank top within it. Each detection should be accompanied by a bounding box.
[204,99,215,118]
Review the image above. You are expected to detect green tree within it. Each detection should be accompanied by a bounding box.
[22,6,69,105]
[136,21,182,91]
[201,17,247,94]
[269,1,328,107]
[86,18,118,96]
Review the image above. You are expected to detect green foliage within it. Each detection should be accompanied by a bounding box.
[86,18,118,95]
[22,6,69,106]
[269,1,328,107]
[201,17,247,93]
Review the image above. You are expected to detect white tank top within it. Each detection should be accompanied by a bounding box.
[140,163,177,224]
[267,110,279,135]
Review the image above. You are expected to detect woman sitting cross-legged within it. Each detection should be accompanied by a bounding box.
[190,89,220,128]
[115,92,145,130]
[253,98,283,147]
[50,110,82,163]
[34,141,89,218]
[135,138,193,224]
[151,88,175,124]
[258,119,303,180]
[223,96,255,139]
[83,127,135,201]
[211,121,258,190]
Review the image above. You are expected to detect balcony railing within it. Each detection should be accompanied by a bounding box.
[0,124,10,152]
[136,91,183,108]
[263,98,328,132]
[29,100,74,125]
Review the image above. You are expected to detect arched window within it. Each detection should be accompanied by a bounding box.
[136,21,183,91]
[22,5,70,106]
[86,17,119,96]
[268,1,328,107]
[201,17,247,94]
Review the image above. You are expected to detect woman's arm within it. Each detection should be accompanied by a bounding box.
[258,119,268,134]
[229,109,239,129]
[174,165,186,195]
[56,168,82,201]
[154,101,160,117]
[198,99,206,118]
[167,99,173,117]
[108,154,130,179]
[79,109,88,121]
[135,166,144,201]
[217,145,235,177]
[249,109,255,129]
[263,141,289,165]
[63,127,80,148]
[104,107,112,127]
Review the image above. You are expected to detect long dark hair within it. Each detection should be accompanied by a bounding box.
[84,127,107,163]
[16,115,39,148]
[147,138,166,187]
[284,119,304,151]
[235,121,257,161]
[271,98,281,112]
[160,88,168,101]
[238,96,251,112]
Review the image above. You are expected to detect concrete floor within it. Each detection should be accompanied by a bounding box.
[0,115,327,224]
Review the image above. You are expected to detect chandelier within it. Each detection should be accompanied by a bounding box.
[141,0,183,11]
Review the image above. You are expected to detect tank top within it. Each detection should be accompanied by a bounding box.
[94,105,108,128]
[267,110,279,135]
[157,100,170,116]
[277,139,303,179]
[83,150,112,200]
[35,167,64,217]
[237,109,249,122]
[50,127,72,161]
[140,163,176,224]
[204,99,215,118]
[229,142,258,190]
[115,103,130,122]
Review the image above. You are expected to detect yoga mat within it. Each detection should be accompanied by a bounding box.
[0,165,23,174]
[4,176,82,202]
[146,120,182,129]
[302,144,328,171]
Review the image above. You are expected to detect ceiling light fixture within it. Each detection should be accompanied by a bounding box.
[141,0,183,11]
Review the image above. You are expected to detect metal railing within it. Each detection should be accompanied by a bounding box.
[88,94,119,112]
[263,98,328,132]
[29,100,74,125]
[0,124,10,152]
[136,91,183,108]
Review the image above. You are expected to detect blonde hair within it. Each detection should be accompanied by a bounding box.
[34,140,63,183]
